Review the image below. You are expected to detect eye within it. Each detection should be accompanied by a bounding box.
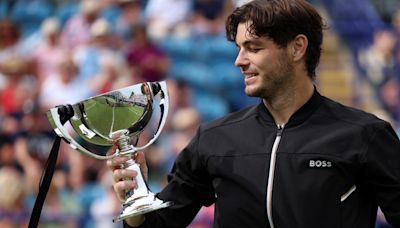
[248,46,262,53]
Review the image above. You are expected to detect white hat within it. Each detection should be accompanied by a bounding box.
[81,0,101,15]
[90,18,110,37]
[41,17,60,36]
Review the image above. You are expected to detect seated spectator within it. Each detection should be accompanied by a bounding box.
[89,171,122,228]
[104,0,143,43]
[125,24,170,83]
[190,0,233,36]
[60,0,102,51]
[73,18,131,93]
[0,18,24,60]
[0,166,29,227]
[0,134,17,167]
[38,55,92,110]
[0,57,37,116]
[144,0,192,39]
[31,17,68,86]
[357,29,399,121]
[24,168,82,227]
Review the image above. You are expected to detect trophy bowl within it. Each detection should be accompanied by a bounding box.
[46,81,172,222]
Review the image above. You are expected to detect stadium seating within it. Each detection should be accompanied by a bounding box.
[10,0,54,38]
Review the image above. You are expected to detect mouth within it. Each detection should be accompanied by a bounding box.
[243,71,258,77]
[244,73,257,78]
[243,72,258,84]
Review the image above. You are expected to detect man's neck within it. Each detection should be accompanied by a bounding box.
[263,80,314,126]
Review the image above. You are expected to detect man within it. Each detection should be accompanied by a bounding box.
[108,0,400,227]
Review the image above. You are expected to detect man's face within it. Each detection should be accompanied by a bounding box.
[234,22,294,100]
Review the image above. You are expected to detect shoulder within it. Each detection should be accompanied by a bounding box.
[318,96,392,132]
[199,104,260,133]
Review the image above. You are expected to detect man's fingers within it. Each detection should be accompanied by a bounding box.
[106,144,118,156]
[107,156,130,170]
[114,180,136,202]
[112,169,136,183]
[107,151,149,202]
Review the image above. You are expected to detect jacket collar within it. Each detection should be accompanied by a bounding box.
[257,87,323,127]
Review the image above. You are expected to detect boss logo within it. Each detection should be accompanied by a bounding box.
[309,160,332,168]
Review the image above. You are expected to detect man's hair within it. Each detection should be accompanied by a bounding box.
[226,0,325,78]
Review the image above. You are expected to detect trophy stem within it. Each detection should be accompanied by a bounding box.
[114,130,133,153]
[124,159,149,199]
[113,157,172,222]
[112,131,172,223]
[113,131,149,200]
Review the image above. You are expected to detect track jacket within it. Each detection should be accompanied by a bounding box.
[127,89,400,228]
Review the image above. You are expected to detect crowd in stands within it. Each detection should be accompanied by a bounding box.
[0,0,398,227]
[319,0,400,137]
[353,8,400,138]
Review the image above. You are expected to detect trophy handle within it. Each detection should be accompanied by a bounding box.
[47,107,110,160]
[47,81,169,160]
[120,81,169,156]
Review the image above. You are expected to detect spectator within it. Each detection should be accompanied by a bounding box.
[73,18,131,94]
[105,0,143,43]
[144,0,192,39]
[190,0,233,36]
[0,166,29,227]
[0,57,37,116]
[125,24,170,83]
[0,18,24,60]
[357,29,399,121]
[25,168,82,227]
[31,17,68,86]
[38,55,91,110]
[0,134,17,167]
[90,171,122,228]
[60,0,102,50]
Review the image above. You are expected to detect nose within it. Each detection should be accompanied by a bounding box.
[234,50,249,68]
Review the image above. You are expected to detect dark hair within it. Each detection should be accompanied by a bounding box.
[226,0,325,78]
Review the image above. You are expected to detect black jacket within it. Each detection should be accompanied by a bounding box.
[129,89,400,228]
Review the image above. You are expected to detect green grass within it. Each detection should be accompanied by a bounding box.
[71,96,147,146]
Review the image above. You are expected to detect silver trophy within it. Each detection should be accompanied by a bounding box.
[46,81,172,222]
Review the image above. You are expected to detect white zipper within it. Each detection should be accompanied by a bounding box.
[266,124,284,228]
[340,185,357,202]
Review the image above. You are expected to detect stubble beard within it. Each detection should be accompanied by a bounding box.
[245,52,294,100]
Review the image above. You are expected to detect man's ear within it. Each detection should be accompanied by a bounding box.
[290,34,308,62]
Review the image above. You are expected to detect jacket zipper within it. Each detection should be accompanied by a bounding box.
[267,124,284,228]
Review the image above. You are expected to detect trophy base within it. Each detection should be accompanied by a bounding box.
[113,193,172,222]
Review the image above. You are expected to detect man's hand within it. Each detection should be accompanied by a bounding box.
[106,146,148,226]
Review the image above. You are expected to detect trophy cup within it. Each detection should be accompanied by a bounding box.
[46,81,172,222]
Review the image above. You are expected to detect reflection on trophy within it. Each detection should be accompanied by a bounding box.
[46,81,172,222]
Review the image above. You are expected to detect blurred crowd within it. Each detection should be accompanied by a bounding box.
[355,15,400,134]
[0,0,399,227]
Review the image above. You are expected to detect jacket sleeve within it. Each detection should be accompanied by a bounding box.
[125,127,215,228]
[362,121,400,226]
